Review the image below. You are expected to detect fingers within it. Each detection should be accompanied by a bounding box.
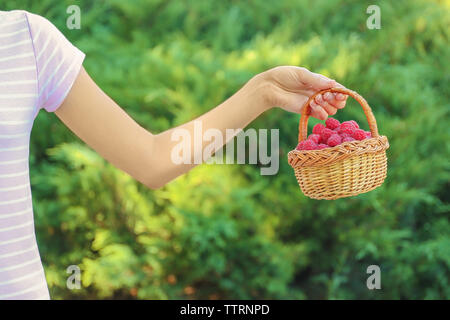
[301,69,348,110]
[323,91,347,109]
[309,100,328,120]
[306,78,348,120]
[308,92,340,120]
[336,93,346,100]
[314,94,337,115]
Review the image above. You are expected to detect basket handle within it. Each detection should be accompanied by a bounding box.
[298,87,379,142]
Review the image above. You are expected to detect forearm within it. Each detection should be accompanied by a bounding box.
[145,76,270,188]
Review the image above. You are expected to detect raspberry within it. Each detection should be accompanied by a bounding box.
[352,129,366,141]
[342,136,355,142]
[365,131,372,139]
[317,143,328,149]
[333,126,342,134]
[340,121,356,134]
[325,117,340,130]
[312,123,326,135]
[296,140,317,150]
[303,140,317,150]
[349,120,359,129]
[340,132,351,139]
[321,128,335,142]
[308,134,321,144]
[327,134,342,147]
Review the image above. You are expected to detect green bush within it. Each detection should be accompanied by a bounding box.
[5,0,449,299]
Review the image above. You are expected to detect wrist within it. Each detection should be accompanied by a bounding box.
[242,73,275,113]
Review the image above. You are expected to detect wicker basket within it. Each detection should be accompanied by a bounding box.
[287,87,389,200]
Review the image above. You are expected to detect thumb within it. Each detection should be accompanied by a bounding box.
[300,69,339,91]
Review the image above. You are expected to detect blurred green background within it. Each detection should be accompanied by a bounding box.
[4,0,449,299]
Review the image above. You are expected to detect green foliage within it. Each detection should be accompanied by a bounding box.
[4,0,449,299]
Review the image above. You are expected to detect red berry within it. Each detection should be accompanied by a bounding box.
[296,141,307,150]
[312,123,326,135]
[349,120,359,129]
[365,131,372,139]
[321,128,335,142]
[302,140,317,150]
[296,140,317,150]
[325,117,340,130]
[327,134,342,147]
[340,121,356,134]
[333,126,342,134]
[308,134,321,144]
[352,129,366,140]
[340,132,351,138]
[317,144,328,149]
[342,136,355,142]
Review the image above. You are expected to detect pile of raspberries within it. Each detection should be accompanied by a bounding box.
[296,118,372,151]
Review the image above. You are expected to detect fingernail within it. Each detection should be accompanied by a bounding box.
[315,94,322,103]
[324,92,333,101]
[336,93,344,100]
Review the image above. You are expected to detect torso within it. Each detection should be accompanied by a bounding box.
[0,10,50,300]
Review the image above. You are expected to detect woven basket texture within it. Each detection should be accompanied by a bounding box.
[288,87,389,200]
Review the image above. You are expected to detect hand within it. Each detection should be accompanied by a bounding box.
[257,66,348,120]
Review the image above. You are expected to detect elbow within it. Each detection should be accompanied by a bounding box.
[145,181,165,190]
[137,133,180,190]
[142,170,180,190]
[138,134,169,190]
[141,175,167,190]
[141,171,173,190]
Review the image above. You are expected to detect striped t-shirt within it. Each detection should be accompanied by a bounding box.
[0,10,85,299]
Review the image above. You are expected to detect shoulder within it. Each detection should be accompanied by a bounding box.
[23,11,60,34]
[0,10,28,27]
[0,10,59,35]
[0,9,27,19]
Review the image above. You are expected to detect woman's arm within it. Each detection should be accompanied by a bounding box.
[55,66,347,189]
